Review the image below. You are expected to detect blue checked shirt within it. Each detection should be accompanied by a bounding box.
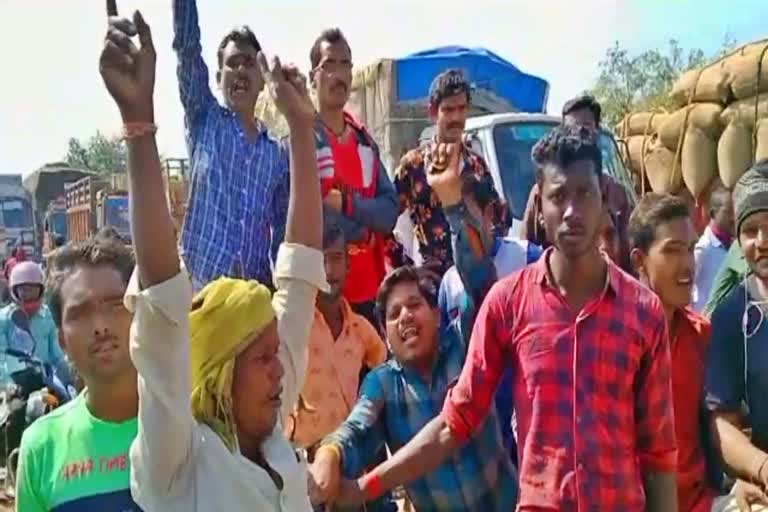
[173,0,289,290]
[324,324,518,512]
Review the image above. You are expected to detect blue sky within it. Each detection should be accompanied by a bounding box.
[0,0,764,174]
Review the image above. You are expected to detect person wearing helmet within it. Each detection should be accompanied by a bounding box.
[0,261,71,388]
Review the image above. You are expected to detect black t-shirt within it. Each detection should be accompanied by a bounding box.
[706,281,768,449]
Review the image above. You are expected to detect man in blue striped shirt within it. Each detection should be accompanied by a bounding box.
[173,0,289,290]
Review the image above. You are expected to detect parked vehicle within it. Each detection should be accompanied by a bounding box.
[65,174,130,244]
[23,163,94,256]
[0,176,35,259]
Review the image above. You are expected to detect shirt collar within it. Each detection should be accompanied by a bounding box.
[531,246,619,297]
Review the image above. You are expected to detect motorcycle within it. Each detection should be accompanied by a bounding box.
[0,311,74,495]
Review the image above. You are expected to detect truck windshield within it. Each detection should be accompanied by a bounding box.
[49,212,67,237]
[0,199,33,229]
[105,196,131,239]
[492,122,632,220]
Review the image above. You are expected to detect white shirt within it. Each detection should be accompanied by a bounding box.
[439,236,540,321]
[126,243,327,512]
[692,225,730,312]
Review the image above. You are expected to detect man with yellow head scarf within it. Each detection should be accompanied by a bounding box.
[98,6,326,511]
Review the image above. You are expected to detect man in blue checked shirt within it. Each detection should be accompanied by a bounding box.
[173,0,289,290]
[309,141,518,512]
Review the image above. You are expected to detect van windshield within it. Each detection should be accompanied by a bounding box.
[492,122,631,219]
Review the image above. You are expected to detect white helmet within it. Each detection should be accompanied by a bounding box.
[9,261,45,302]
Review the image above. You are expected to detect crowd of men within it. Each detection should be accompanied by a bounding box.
[5,1,768,511]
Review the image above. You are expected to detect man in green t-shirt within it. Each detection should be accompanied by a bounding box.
[16,84,140,512]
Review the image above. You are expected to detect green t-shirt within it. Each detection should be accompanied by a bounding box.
[16,393,141,511]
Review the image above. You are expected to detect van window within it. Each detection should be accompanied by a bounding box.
[492,122,632,220]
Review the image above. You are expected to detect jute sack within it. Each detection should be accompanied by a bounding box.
[658,104,724,151]
[728,44,768,100]
[624,136,648,175]
[718,122,754,188]
[721,93,768,127]
[670,65,731,106]
[616,112,669,137]
[757,118,768,162]
[644,137,682,194]
[681,127,718,198]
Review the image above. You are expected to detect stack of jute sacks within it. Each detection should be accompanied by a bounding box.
[618,39,768,200]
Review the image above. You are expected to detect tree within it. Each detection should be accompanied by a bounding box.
[65,131,127,174]
[592,37,737,128]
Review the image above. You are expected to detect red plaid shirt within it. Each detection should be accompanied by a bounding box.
[443,249,677,510]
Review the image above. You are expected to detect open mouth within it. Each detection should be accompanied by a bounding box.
[231,78,249,96]
[400,325,419,344]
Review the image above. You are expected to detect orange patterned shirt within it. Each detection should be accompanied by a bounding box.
[286,299,387,448]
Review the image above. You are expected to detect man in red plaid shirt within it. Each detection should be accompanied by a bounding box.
[332,124,678,510]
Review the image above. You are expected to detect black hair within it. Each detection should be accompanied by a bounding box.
[46,237,135,328]
[375,266,440,328]
[309,28,351,69]
[323,223,346,250]
[562,93,602,127]
[628,193,690,253]
[217,26,262,68]
[708,185,732,218]
[428,69,471,108]
[531,123,603,181]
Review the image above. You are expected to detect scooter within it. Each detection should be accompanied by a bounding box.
[0,348,73,494]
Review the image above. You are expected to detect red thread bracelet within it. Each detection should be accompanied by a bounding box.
[362,472,384,501]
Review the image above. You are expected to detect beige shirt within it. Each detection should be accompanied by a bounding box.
[287,300,387,448]
[126,243,327,512]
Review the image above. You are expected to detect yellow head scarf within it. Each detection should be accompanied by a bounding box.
[189,277,275,451]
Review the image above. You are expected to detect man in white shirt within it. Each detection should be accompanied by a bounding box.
[692,186,734,312]
[99,4,324,511]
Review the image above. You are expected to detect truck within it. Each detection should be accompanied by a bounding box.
[0,175,36,259]
[23,163,94,256]
[65,174,130,244]
[63,159,189,245]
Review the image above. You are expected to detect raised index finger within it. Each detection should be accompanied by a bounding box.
[107,0,118,17]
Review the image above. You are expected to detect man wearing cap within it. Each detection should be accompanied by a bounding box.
[521,94,632,270]
[707,160,768,510]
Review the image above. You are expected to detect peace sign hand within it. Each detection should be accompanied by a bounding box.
[99,0,156,122]
[257,53,315,127]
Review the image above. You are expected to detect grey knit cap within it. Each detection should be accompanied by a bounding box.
[734,160,768,236]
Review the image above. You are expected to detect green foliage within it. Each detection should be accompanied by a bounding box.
[593,36,738,128]
[65,132,127,174]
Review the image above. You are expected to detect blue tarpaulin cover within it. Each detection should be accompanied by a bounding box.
[396,46,549,113]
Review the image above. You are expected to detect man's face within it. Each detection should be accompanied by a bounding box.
[59,265,133,385]
[565,107,598,133]
[713,195,735,237]
[319,237,348,303]
[598,213,621,263]
[232,320,284,442]
[739,211,768,280]
[634,217,697,310]
[383,281,440,368]
[217,40,264,113]
[313,40,352,111]
[432,93,469,143]
[539,160,604,259]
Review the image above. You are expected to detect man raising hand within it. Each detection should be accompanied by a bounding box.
[99,3,327,511]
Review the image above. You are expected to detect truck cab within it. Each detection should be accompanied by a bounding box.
[419,113,636,235]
